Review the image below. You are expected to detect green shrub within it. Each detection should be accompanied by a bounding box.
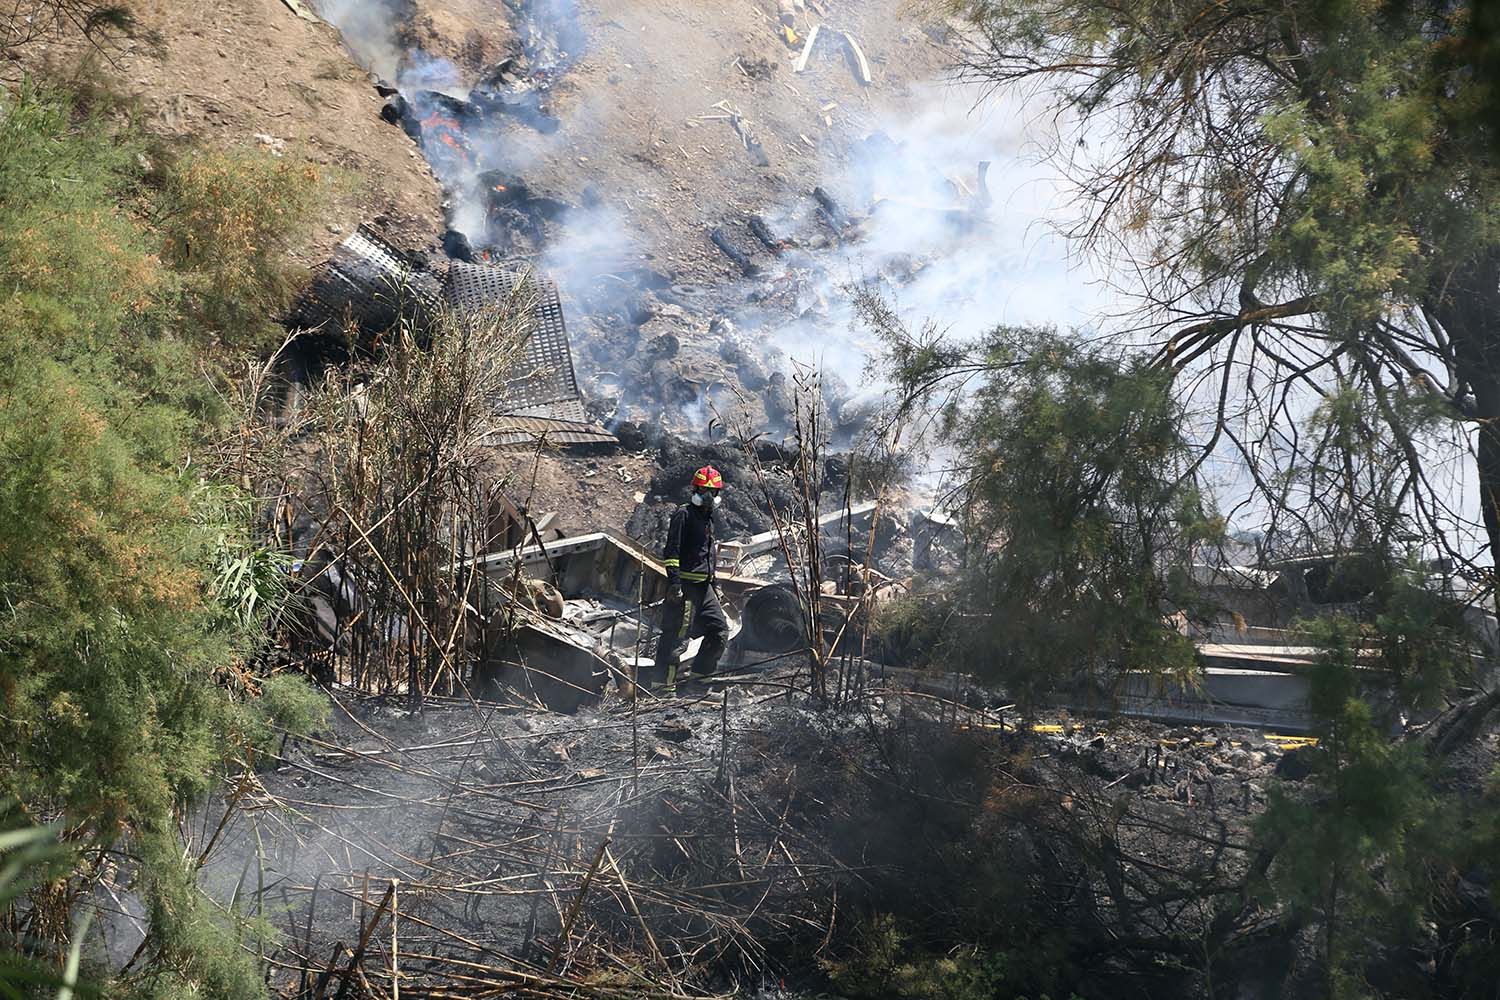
[0,80,325,997]
[1255,608,1457,998]
[155,148,322,353]
[870,590,957,667]
[825,912,1082,1000]
[871,319,1220,705]
[246,673,330,751]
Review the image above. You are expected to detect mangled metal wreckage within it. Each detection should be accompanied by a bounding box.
[471,532,742,710]
[467,503,903,711]
[288,224,614,447]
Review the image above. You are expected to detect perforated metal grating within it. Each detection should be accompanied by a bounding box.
[289,226,442,334]
[445,262,584,418]
[486,415,618,447]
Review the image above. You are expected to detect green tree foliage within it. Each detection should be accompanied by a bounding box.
[1237,528,1497,999]
[951,0,1500,578]
[1445,766,1500,993]
[1256,613,1450,998]
[874,315,1219,704]
[824,913,1040,1000]
[154,148,320,353]
[0,83,327,997]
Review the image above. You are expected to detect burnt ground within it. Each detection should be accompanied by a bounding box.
[174,663,1451,1000]
[306,0,971,466]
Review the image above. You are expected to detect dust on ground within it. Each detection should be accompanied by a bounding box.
[488,447,660,540]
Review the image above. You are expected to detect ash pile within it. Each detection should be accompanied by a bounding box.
[567,159,989,441]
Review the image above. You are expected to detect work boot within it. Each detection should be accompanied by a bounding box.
[662,662,690,697]
[695,637,726,678]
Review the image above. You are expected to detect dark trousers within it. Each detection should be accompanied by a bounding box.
[659,580,729,680]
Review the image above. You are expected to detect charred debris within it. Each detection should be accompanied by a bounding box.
[277,217,1476,738]
[222,5,1500,997]
[362,16,991,444]
[258,212,1499,1000]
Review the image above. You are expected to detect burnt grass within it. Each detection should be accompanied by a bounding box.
[192,664,1448,1000]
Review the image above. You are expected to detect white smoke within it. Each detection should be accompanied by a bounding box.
[309,1,1113,443]
[310,0,407,81]
[758,82,1112,378]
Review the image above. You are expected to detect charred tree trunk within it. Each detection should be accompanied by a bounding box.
[1432,249,1500,612]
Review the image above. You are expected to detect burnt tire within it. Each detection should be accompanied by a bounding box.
[740,583,808,653]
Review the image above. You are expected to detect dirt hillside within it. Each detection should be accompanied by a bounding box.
[2,0,446,264]
[460,0,964,280]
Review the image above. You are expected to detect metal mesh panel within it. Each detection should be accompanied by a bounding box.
[486,414,618,447]
[445,262,583,416]
[288,226,441,334]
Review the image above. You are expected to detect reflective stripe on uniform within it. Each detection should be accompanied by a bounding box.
[663,558,680,567]
[679,570,709,582]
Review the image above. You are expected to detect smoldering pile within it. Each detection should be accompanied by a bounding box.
[566,152,989,441]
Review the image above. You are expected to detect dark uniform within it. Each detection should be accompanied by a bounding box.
[660,502,730,689]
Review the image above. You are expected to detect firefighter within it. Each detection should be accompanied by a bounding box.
[659,466,731,694]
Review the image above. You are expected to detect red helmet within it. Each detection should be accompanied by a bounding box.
[691,466,724,490]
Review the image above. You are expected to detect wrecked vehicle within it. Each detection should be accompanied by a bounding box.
[471,531,744,709]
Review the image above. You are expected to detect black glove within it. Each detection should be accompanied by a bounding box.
[668,582,683,600]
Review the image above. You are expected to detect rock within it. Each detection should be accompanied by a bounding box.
[648,359,699,405]
[764,370,794,427]
[719,334,770,391]
[627,291,661,324]
[1274,745,1318,781]
[643,332,681,360]
[254,133,287,156]
[654,720,693,743]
